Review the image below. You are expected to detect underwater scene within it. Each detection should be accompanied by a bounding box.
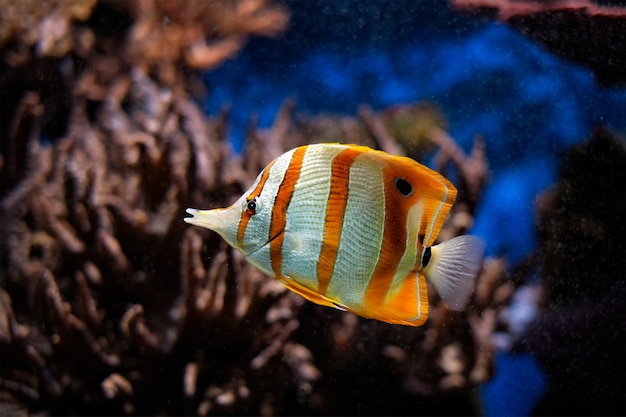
[1,0,625,415]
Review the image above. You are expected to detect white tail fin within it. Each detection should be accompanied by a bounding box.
[423,235,485,311]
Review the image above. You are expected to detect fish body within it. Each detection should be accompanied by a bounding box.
[185,143,484,326]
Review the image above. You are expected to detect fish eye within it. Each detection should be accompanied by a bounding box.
[244,196,261,215]
[394,178,413,197]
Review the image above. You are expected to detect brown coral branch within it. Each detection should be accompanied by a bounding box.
[203,249,230,317]
[267,99,297,158]
[250,319,300,370]
[123,0,288,85]
[25,344,62,399]
[0,0,97,63]
[75,271,104,331]
[282,342,321,393]
[232,251,265,320]
[176,97,219,192]
[429,128,489,208]
[185,36,246,70]
[99,195,148,231]
[101,373,133,400]
[184,362,199,398]
[467,309,496,384]
[96,228,129,274]
[82,261,103,286]
[1,139,52,214]
[32,193,86,254]
[0,289,29,344]
[119,304,166,352]
[180,228,208,321]
[40,268,120,367]
[358,104,405,156]
[0,377,40,402]
[473,258,507,309]
[2,92,44,187]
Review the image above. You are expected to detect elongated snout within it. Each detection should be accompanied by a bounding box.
[184,206,242,247]
[184,208,224,231]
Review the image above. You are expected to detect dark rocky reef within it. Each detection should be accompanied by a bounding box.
[513,129,626,415]
[451,0,626,87]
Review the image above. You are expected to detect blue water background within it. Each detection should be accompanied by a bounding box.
[480,351,548,416]
[202,1,626,266]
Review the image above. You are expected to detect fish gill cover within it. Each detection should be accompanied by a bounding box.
[1,0,625,415]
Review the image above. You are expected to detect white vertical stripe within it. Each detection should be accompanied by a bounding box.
[280,145,345,289]
[328,152,385,306]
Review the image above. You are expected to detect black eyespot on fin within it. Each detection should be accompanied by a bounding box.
[421,246,432,268]
[394,178,413,197]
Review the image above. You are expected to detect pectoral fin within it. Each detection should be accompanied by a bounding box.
[423,235,485,310]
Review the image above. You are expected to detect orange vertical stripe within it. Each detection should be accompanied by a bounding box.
[269,147,306,277]
[316,147,361,295]
[363,167,408,307]
[237,160,276,247]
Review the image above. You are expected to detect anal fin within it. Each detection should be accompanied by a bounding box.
[277,276,340,310]
[364,272,430,326]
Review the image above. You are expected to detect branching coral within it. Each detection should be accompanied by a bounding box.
[0,0,97,64]
[125,0,288,83]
